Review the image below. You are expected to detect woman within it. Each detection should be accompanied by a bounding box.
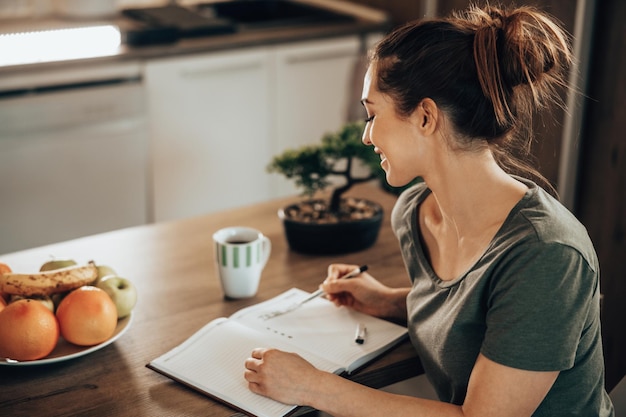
[244,4,614,416]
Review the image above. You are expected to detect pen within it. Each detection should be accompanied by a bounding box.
[355,323,367,344]
[260,265,369,320]
[300,265,368,304]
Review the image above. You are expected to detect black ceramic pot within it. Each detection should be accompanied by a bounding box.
[278,199,383,255]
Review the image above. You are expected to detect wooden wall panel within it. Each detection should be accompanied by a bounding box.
[436,0,576,189]
[577,0,626,392]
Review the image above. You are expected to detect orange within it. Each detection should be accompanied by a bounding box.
[0,296,6,313]
[0,262,11,274]
[56,286,117,346]
[0,299,59,361]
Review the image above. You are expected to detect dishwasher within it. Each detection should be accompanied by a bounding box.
[0,62,150,254]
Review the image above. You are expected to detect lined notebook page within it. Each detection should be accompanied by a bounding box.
[233,288,408,373]
[149,317,340,417]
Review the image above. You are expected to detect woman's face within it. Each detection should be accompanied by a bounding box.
[361,65,429,187]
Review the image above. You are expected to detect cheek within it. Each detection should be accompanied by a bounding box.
[369,120,392,150]
[384,136,424,184]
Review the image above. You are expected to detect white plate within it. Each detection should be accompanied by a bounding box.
[0,312,134,366]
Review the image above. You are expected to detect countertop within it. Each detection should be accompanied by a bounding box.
[0,0,391,78]
[0,182,423,417]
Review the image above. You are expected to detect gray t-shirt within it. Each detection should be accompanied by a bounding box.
[392,178,614,416]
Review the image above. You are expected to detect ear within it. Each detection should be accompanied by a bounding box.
[415,98,438,135]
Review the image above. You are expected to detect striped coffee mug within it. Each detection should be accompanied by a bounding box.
[213,226,271,298]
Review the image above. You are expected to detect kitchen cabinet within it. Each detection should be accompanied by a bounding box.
[271,36,364,196]
[146,35,373,222]
[145,48,273,222]
[0,64,148,254]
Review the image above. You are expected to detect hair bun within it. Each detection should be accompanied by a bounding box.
[466,5,571,126]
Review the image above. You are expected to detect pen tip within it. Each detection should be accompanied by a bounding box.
[360,265,368,272]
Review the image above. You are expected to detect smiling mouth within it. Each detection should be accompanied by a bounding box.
[371,146,386,164]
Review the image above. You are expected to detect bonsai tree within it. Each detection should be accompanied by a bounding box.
[267,121,384,217]
[268,121,420,254]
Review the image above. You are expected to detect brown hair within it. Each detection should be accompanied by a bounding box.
[370,4,572,196]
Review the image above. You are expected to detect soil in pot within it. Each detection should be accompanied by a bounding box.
[279,197,383,255]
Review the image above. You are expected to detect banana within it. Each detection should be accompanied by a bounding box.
[0,262,98,296]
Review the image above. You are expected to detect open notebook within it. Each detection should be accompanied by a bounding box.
[147,288,408,417]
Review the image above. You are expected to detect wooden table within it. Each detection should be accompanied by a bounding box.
[0,184,422,417]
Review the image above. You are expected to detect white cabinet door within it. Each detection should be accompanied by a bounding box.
[0,83,148,254]
[145,48,272,222]
[272,36,363,197]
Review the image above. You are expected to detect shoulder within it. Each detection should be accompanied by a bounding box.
[392,180,429,219]
[505,179,598,274]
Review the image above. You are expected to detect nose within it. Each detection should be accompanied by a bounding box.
[362,123,372,146]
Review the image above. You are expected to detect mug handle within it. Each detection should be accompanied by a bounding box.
[260,236,271,267]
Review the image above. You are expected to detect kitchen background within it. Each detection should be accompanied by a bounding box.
[0,0,624,398]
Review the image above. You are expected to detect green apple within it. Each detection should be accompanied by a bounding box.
[39,258,77,271]
[96,276,137,318]
[51,292,68,310]
[95,265,117,284]
[10,294,55,313]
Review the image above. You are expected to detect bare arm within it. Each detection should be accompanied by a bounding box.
[244,263,558,416]
[244,350,558,417]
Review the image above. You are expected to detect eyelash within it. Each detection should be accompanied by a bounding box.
[364,115,374,123]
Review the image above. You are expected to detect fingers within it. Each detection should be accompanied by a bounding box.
[244,348,274,396]
[323,264,361,308]
[323,272,359,294]
[244,349,264,391]
[324,263,359,292]
[245,365,264,395]
[251,347,265,359]
[326,263,359,281]
[244,348,265,377]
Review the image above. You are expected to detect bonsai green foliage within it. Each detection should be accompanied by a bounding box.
[268,121,420,213]
[268,121,378,213]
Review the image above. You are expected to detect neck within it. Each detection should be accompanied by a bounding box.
[421,148,527,241]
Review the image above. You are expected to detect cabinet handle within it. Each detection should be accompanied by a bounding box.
[181,61,264,79]
[285,50,358,65]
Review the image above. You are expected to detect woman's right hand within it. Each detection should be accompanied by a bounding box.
[321,263,409,320]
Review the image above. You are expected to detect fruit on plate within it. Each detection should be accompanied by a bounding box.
[0,262,98,296]
[95,264,117,284]
[56,286,117,346]
[51,292,68,310]
[39,258,77,272]
[96,276,137,319]
[9,294,55,313]
[0,298,60,361]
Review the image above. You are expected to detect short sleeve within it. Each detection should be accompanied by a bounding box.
[481,242,598,371]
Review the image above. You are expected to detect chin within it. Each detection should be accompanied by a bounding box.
[386,174,417,189]
[384,174,404,188]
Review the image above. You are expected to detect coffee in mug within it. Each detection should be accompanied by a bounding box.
[212,226,271,299]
